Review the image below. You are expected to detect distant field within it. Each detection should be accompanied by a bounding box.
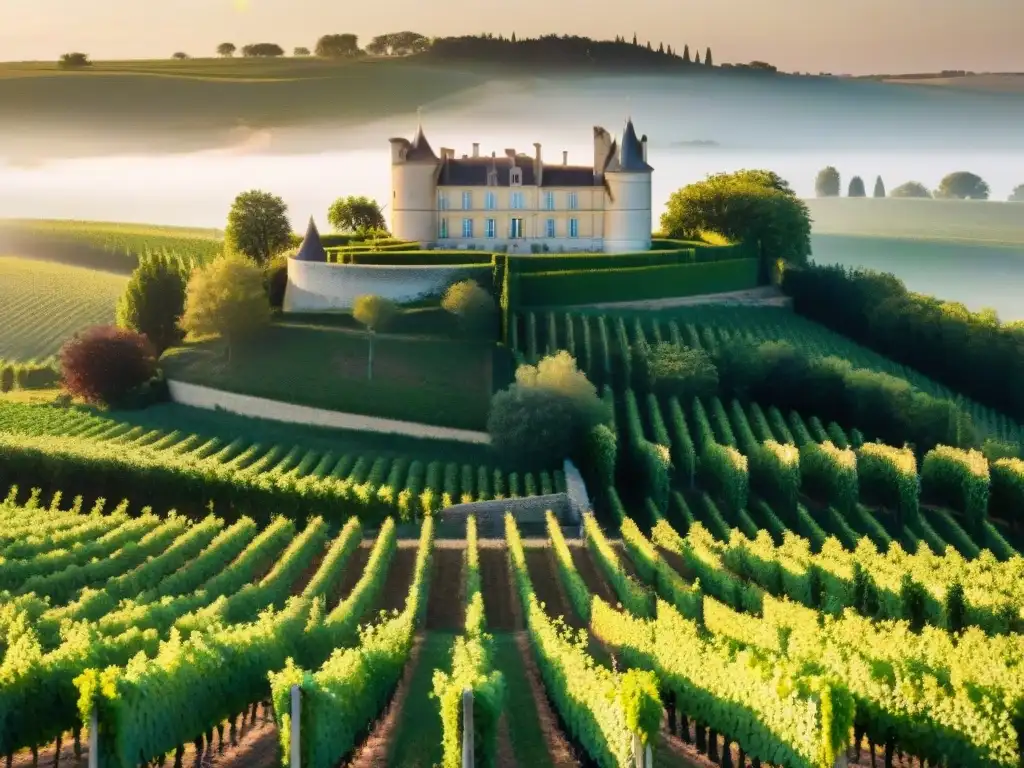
[806,198,1024,245]
[0,57,486,129]
[0,218,222,272]
[805,198,1024,321]
[882,73,1024,93]
[162,321,494,431]
[0,255,126,360]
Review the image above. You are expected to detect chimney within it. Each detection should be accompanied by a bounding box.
[533,142,543,186]
[641,134,648,163]
[440,147,453,161]
[562,150,568,166]
[472,142,480,158]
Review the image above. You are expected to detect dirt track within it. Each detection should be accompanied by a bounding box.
[479,542,521,631]
[524,547,581,629]
[372,544,418,616]
[425,543,465,630]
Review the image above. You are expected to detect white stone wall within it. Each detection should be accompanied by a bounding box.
[283,258,481,313]
[604,172,653,253]
[434,237,603,254]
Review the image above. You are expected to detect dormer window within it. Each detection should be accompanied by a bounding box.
[510,168,522,186]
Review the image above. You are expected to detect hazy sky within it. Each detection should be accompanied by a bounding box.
[2,0,1022,75]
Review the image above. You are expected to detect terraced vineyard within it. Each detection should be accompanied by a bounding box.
[0,256,127,360]
[0,219,223,272]
[1,486,1021,768]
[512,304,1024,444]
[0,400,565,523]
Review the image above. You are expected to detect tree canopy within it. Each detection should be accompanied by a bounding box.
[172,52,189,60]
[217,42,236,57]
[814,166,841,197]
[326,196,387,233]
[293,47,311,56]
[935,171,990,200]
[1009,184,1024,202]
[225,190,293,265]
[179,255,270,357]
[366,32,430,56]
[660,169,811,270]
[441,280,496,335]
[847,176,866,197]
[352,295,399,380]
[115,254,188,354]
[873,176,886,198]
[57,52,91,69]
[60,326,157,406]
[241,43,284,57]
[316,34,361,58]
[890,181,932,199]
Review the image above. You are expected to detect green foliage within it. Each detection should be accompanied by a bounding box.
[890,181,932,198]
[661,169,811,268]
[636,342,718,400]
[799,441,858,517]
[225,189,292,265]
[847,176,866,197]
[814,166,840,197]
[1009,184,1024,202]
[516,259,760,306]
[749,440,800,521]
[873,175,886,198]
[326,195,387,233]
[700,442,749,516]
[856,442,919,524]
[352,294,399,332]
[58,52,91,68]
[935,171,990,200]
[989,457,1024,528]
[115,253,189,353]
[584,513,654,617]
[921,446,990,531]
[441,279,496,335]
[619,669,662,746]
[487,385,577,470]
[179,254,270,350]
[585,423,618,493]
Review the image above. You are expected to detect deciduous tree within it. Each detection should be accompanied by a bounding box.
[115,254,188,354]
[352,295,399,380]
[172,52,189,60]
[890,181,932,198]
[241,43,284,57]
[315,34,361,58]
[1008,184,1024,202]
[326,196,387,233]
[179,255,270,361]
[935,171,990,200]
[293,47,311,56]
[217,42,236,57]
[814,166,841,197]
[441,280,496,336]
[57,52,91,69]
[661,169,811,270]
[225,190,293,265]
[847,176,866,197]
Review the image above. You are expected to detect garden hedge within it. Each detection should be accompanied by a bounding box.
[517,259,760,307]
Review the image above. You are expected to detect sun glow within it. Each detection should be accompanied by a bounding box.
[232,0,250,12]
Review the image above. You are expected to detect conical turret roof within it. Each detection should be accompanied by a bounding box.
[294,217,327,262]
[406,124,439,162]
[605,118,652,172]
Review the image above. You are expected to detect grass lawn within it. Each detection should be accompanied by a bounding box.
[162,321,494,431]
[384,632,455,768]
[492,633,562,768]
[0,255,126,360]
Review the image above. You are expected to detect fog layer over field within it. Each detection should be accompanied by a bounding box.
[1,72,1022,316]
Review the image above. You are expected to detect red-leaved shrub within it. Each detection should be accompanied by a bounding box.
[59,325,158,405]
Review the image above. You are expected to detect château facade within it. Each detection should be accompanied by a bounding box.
[389,120,653,253]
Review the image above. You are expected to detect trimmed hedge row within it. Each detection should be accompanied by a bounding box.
[749,440,800,522]
[339,250,497,266]
[857,443,919,525]
[921,447,990,532]
[989,458,1024,529]
[0,359,60,392]
[516,259,760,307]
[799,441,858,517]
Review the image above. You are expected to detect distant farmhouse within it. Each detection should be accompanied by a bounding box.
[389,120,653,253]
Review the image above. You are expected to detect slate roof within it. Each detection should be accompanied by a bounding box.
[406,125,439,162]
[293,217,327,262]
[605,119,653,173]
[438,157,597,187]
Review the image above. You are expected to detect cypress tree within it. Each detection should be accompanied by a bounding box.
[646,40,652,50]
[632,32,638,45]
[873,175,886,197]
[658,42,664,53]
[705,47,713,66]
[511,31,516,43]
[848,176,867,197]
[682,44,690,62]
[115,254,189,354]
[694,48,701,64]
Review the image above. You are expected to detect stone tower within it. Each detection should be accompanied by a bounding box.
[601,119,653,253]
[388,124,440,244]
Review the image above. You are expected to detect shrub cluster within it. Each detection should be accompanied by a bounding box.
[0,359,60,392]
[783,264,1024,423]
[748,440,800,521]
[699,442,749,515]
[59,326,158,407]
[989,458,1024,531]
